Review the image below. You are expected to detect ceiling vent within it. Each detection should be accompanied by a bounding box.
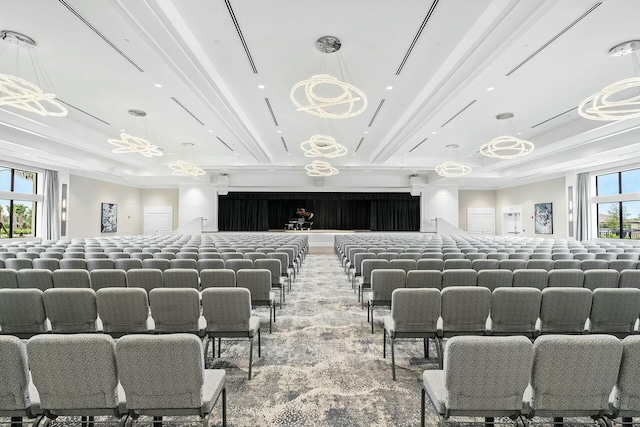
[396,0,439,75]
[224,0,257,73]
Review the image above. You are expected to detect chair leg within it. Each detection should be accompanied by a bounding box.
[553,417,563,426]
[204,337,210,367]
[269,306,273,334]
[371,306,375,335]
[383,328,386,358]
[222,387,227,427]
[424,338,429,358]
[485,417,494,427]
[10,417,22,427]
[249,336,254,380]
[421,388,426,427]
[152,416,162,426]
[622,417,633,427]
[436,338,444,369]
[258,329,261,357]
[218,337,221,358]
[391,337,396,381]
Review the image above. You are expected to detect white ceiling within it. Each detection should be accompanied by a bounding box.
[1,0,640,190]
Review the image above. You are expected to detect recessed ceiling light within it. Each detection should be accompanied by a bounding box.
[24,153,30,156]
[486,87,495,91]
[364,130,369,134]
[352,153,356,156]
[258,84,265,89]
[517,132,522,135]
[120,129,125,132]
[167,152,173,155]
[287,152,291,156]
[154,83,163,88]
[277,130,282,133]
[366,169,370,173]
[386,86,393,90]
[234,152,239,156]
[431,131,437,135]
[207,130,213,133]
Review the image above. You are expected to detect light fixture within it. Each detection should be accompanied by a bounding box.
[435,144,472,177]
[305,160,338,176]
[0,31,67,117]
[480,113,534,159]
[386,86,394,90]
[108,109,163,158]
[290,36,367,119]
[300,134,347,158]
[579,40,640,121]
[154,83,163,88]
[258,84,265,89]
[168,143,205,177]
[486,87,495,91]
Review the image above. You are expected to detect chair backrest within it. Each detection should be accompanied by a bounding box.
[17,269,53,291]
[529,335,622,415]
[244,252,267,263]
[529,253,552,260]
[149,288,201,333]
[58,259,87,270]
[580,259,608,271]
[487,253,508,261]
[267,252,290,276]
[107,253,130,261]
[153,252,176,260]
[391,288,440,333]
[443,253,465,261]
[614,336,640,415]
[126,268,163,293]
[416,258,444,271]
[176,252,199,261]
[443,336,533,414]
[0,335,31,412]
[5,258,32,271]
[236,269,271,302]
[62,252,85,259]
[465,253,487,261]
[583,269,619,291]
[113,258,143,272]
[618,253,640,261]
[220,252,243,262]
[405,270,442,289]
[490,287,542,335]
[511,269,548,290]
[609,260,638,273]
[200,269,236,289]
[471,259,499,272]
[162,268,199,289]
[90,269,127,291]
[142,259,170,272]
[27,334,121,413]
[196,259,225,272]
[441,269,477,288]
[202,287,251,332]
[440,287,491,334]
[589,288,640,335]
[498,259,526,272]
[476,269,512,291]
[619,270,640,289]
[168,259,196,270]
[574,253,596,261]
[547,269,584,287]
[539,287,592,334]
[116,334,208,411]
[377,252,399,261]
[370,269,406,302]
[443,259,472,270]
[510,253,531,260]
[388,259,417,273]
[225,259,253,274]
[361,259,390,284]
[254,259,282,285]
[0,269,19,289]
[96,287,150,333]
[32,258,60,271]
[86,258,115,272]
[198,252,222,260]
[596,252,618,261]
[526,259,554,271]
[52,269,91,288]
[131,252,153,261]
[43,288,98,333]
[421,252,444,260]
[0,289,47,335]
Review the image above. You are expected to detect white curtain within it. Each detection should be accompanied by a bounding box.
[43,170,60,240]
[576,172,590,241]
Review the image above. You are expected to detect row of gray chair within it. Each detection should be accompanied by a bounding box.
[376,286,640,379]
[421,334,639,427]
[0,333,227,426]
[0,269,276,337]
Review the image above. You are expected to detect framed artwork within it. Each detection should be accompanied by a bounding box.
[534,202,553,234]
[101,202,117,233]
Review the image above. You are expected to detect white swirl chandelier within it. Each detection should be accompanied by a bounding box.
[480,136,534,159]
[168,160,205,177]
[290,74,367,119]
[579,40,640,121]
[436,144,472,177]
[300,134,348,158]
[305,160,339,177]
[108,133,163,158]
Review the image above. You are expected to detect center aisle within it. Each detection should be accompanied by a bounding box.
[213,253,440,427]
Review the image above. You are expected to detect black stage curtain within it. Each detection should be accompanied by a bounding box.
[218,192,419,231]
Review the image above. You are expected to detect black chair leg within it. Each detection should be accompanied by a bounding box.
[553,417,563,426]
[153,416,162,426]
[383,329,386,358]
[424,338,429,358]
[484,417,494,427]
[622,417,633,427]
[10,417,22,427]
[222,387,227,427]
[81,415,94,427]
[420,388,425,427]
[218,337,221,358]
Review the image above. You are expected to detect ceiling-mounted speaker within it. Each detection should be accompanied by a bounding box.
[410,175,422,196]
[217,174,229,195]
[315,177,325,187]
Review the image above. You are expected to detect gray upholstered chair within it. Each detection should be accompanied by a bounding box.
[441,269,477,288]
[0,269,19,288]
[236,268,275,333]
[421,252,444,260]
[198,252,222,260]
[526,259,554,271]
[574,252,596,261]
[443,253,465,261]
[538,287,592,334]
[498,259,526,272]
[388,259,417,273]
[116,334,226,426]
[96,287,152,336]
[62,252,85,259]
[417,258,445,272]
[43,288,99,333]
[383,288,441,380]
[142,258,170,272]
[224,259,253,275]
[113,258,143,272]
[0,289,48,337]
[27,334,126,424]
[32,258,59,271]
[476,269,512,291]
[58,258,88,270]
[512,269,548,290]
[255,258,284,307]
[107,252,130,261]
[488,287,542,338]
[86,258,115,272]
[163,268,199,289]
[176,251,199,261]
[52,269,91,288]
[220,252,243,262]
[90,269,127,291]
[523,335,622,425]
[596,252,618,261]
[610,335,640,424]
[200,269,236,289]
[581,259,609,271]
[149,288,203,334]
[471,259,499,272]
[553,259,581,270]
[202,287,260,380]
[0,335,42,425]
[487,252,509,261]
[153,252,176,261]
[619,270,640,289]
[244,252,267,263]
[17,269,53,291]
[588,288,640,337]
[131,252,153,261]
[443,259,472,270]
[5,258,32,271]
[367,269,406,334]
[421,336,533,427]
[406,270,442,289]
[583,269,619,291]
[351,252,376,289]
[169,258,197,270]
[197,259,225,272]
[547,269,584,287]
[609,259,638,273]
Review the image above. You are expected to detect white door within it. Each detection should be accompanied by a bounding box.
[144,207,173,235]
[467,207,495,234]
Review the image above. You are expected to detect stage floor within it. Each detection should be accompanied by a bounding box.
[206,230,428,247]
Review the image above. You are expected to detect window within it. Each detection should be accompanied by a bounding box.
[0,166,38,238]
[596,168,640,239]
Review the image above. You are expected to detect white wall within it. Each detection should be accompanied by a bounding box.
[420,186,459,232]
[178,185,218,231]
[495,177,567,238]
[141,189,179,230]
[67,175,143,238]
[458,190,496,231]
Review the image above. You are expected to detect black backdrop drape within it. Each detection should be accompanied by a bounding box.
[218,192,420,231]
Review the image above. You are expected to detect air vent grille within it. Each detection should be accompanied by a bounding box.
[531,106,576,128]
[409,138,428,153]
[170,97,204,125]
[57,99,110,125]
[265,98,278,126]
[354,137,365,153]
[280,137,288,152]
[368,99,386,127]
[224,0,257,74]
[216,136,234,152]
[441,100,476,128]
[396,0,439,75]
